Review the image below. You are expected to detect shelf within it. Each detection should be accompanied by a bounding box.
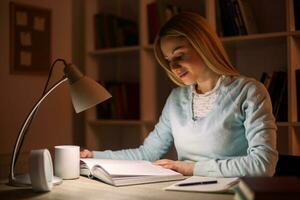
[221,32,289,43]
[89,119,154,126]
[144,45,154,51]
[276,122,290,127]
[292,122,300,127]
[291,31,300,37]
[89,46,141,56]
[142,32,289,49]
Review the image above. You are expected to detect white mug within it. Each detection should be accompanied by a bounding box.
[54,145,80,179]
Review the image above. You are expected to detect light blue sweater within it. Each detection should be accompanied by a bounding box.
[94,76,278,177]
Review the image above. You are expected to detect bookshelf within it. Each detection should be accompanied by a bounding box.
[83,0,300,156]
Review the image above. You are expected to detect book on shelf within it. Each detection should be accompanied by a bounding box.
[147,1,180,44]
[94,13,138,49]
[147,1,161,44]
[232,0,247,35]
[276,81,288,122]
[234,176,300,200]
[260,72,272,89]
[219,0,240,36]
[260,71,287,121]
[296,69,300,121]
[218,0,257,36]
[96,81,140,120]
[270,71,287,120]
[237,0,258,34]
[80,158,184,186]
[295,0,300,30]
[215,0,224,36]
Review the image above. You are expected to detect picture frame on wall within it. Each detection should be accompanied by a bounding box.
[9,2,51,74]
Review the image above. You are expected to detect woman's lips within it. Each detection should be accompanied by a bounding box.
[178,71,188,78]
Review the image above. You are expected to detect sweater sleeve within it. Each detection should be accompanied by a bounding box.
[194,82,278,177]
[93,92,174,161]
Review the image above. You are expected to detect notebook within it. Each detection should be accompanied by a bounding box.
[164,176,239,193]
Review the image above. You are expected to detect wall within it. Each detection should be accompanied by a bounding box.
[0,0,74,178]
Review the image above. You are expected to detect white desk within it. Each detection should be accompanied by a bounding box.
[0,177,234,200]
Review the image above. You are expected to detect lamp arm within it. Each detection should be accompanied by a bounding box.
[9,77,68,184]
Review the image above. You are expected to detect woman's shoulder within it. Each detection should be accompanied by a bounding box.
[224,75,268,96]
[224,75,267,93]
[168,85,191,101]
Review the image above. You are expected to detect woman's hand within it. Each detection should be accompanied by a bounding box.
[153,159,195,176]
[80,149,93,158]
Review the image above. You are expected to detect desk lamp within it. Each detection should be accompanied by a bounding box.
[9,58,111,186]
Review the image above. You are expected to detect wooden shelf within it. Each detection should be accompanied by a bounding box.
[291,31,300,37]
[144,44,154,51]
[89,46,141,56]
[276,122,290,127]
[292,122,300,127]
[146,32,289,47]
[221,32,289,43]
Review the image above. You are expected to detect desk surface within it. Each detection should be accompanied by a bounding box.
[0,177,234,200]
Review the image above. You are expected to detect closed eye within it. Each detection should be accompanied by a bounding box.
[164,51,187,67]
[173,53,186,62]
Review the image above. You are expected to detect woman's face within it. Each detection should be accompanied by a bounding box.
[160,36,209,85]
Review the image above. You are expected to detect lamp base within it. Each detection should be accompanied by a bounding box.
[9,173,63,186]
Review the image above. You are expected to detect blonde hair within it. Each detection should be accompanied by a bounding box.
[154,12,239,86]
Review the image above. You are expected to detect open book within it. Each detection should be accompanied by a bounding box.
[80,158,185,186]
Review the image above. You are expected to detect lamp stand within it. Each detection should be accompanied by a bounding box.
[11,174,63,186]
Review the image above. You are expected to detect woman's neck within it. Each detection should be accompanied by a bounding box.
[195,74,221,94]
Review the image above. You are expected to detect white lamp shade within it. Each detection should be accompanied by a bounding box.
[69,76,111,113]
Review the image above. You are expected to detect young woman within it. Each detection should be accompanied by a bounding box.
[81,12,278,177]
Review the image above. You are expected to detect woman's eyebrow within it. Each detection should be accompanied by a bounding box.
[172,45,185,54]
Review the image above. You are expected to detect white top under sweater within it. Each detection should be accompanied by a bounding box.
[192,76,223,119]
